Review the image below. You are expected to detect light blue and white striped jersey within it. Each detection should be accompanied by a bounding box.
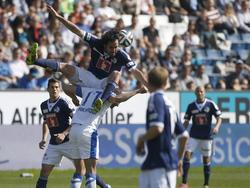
[71,87,111,130]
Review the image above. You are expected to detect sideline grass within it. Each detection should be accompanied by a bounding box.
[0,167,249,188]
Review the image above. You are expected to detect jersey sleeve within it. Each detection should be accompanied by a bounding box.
[211,101,222,117]
[81,32,100,48]
[148,94,165,128]
[184,104,192,121]
[119,50,136,71]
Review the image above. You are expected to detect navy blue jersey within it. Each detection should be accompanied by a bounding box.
[142,91,186,171]
[83,32,136,79]
[184,98,221,140]
[40,97,73,145]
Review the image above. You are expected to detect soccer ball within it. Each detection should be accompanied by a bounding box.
[118,30,133,47]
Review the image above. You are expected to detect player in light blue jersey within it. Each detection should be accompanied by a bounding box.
[178,86,222,188]
[63,83,147,188]
[136,67,189,188]
[36,78,111,188]
[26,4,148,113]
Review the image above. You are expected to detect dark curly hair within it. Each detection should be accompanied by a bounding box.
[101,29,120,44]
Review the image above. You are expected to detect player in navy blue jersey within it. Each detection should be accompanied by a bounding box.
[136,67,189,188]
[26,4,148,113]
[36,78,111,188]
[178,86,222,188]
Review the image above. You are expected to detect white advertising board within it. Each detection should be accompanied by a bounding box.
[0,91,179,125]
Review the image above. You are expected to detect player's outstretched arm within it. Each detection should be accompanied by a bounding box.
[47,4,85,38]
[130,68,149,89]
[39,122,49,149]
[109,86,147,105]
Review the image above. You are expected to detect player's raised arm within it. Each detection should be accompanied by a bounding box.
[47,4,85,38]
[109,86,147,105]
[130,68,149,89]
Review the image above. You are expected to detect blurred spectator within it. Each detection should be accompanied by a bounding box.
[110,0,123,14]
[168,34,185,60]
[37,69,53,90]
[186,80,196,91]
[138,0,155,15]
[178,65,194,90]
[193,64,210,87]
[204,83,213,91]
[221,3,240,34]
[0,49,16,89]
[182,20,201,48]
[216,78,226,90]
[17,67,39,89]
[0,28,18,61]
[121,0,139,14]
[76,12,91,33]
[180,0,201,16]
[94,0,119,30]
[153,0,169,15]
[231,78,242,90]
[240,78,249,90]
[160,47,178,78]
[12,16,29,45]
[169,78,181,91]
[12,0,29,16]
[140,46,160,71]
[225,60,250,89]
[9,47,29,81]
[142,16,161,50]
[237,0,250,33]
[114,18,125,30]
[200,19,218,49]
[167,0,188,23]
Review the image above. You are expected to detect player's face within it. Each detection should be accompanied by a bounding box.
[105,40,119,57]
[48,82,60,100]
[195,87,205,102]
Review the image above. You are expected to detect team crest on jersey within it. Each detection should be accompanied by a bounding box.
[54,106,60,113]
[192,109,199,114]
[111,58,117,64]
[204,107,210,112]
[42,109,48,113]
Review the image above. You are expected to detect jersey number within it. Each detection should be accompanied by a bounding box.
[82,91,102,106]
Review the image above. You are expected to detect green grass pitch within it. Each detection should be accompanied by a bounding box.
[0,167,249,188]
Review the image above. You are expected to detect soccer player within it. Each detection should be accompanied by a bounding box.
[136,67,189,188]
[178,86,222,188]
[66,83,147,188]
[26,4,148,113]
[36,78,111,188]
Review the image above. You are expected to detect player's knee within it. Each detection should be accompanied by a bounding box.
[184,151,191,161]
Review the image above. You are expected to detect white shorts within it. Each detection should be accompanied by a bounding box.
[42,141,74,166]
[139,168,177,188]
[69,123,99,160]
[69,66,108,89]
[186,137,213,157]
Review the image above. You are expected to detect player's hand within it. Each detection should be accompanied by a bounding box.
[54,133,65,144]
[177,160,183,177]
[39,140,46,149]
[138,86,148,94]
[136,136,145,156]
[72,97,80,106]
[47,4,59,17]
[212,127,219,135]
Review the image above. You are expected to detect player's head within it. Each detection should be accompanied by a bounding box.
[195,86,206,102]
[148,66,168,92]
[101,29,120,57]
[47,78,60,100]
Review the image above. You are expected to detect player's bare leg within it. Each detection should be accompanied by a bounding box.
[26,43,77,82]
[178,151,192,188]
[84,158,97,188]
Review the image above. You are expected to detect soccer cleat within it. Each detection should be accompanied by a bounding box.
[92,98,103,113]
[106,184,112,188]
[178,184,188,188]
[26,42,39,65]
